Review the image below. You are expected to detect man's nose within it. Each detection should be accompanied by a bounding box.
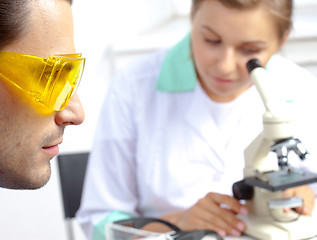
[54,93,85,127]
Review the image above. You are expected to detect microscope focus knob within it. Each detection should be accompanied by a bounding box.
[232,179,254,200]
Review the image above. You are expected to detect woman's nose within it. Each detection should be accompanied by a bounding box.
[216,48,237,75]
[54,93,85,127]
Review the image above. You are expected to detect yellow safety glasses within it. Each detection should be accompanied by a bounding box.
[0,51,85,112]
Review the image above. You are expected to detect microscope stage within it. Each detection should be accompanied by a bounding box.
[245,170,317,191]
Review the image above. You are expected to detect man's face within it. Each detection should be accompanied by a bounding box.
[0,0,85,189]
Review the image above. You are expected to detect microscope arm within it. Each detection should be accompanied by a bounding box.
[247,59,275,114]
[241,59,317,192]
[233,60,317,240]
[247,59,293,121]
[244,59,295,174]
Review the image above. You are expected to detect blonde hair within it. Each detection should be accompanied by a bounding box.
[191,0,293,39]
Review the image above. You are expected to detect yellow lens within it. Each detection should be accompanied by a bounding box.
[0,52,45,94]
[0,51,85,112]
[48,57,85,111]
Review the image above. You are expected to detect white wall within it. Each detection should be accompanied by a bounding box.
[0,0,316,239]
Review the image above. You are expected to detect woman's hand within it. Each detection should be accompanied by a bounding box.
[160,192,248,237]
[282,185,315,215]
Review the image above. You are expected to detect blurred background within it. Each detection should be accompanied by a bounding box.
[0,0,316,239]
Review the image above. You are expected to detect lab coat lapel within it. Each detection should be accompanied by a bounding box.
[184,86,226,166]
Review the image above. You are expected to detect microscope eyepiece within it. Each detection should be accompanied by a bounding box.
[247,59,263,73]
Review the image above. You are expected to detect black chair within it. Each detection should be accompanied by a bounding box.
[57,152,89,240]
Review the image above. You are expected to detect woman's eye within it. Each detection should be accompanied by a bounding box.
[241,47,261,54]
[204,38,221,44]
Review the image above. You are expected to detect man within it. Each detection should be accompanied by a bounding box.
[0,0,85,189]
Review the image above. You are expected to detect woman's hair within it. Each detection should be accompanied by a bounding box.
[191,0,293,39]
[0,0,73,49]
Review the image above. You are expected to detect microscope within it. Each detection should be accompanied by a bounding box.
[233,59,317,240]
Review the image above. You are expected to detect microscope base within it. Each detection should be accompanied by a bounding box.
[239,214,317,240]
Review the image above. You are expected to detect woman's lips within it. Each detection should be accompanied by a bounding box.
[213,77,234,85]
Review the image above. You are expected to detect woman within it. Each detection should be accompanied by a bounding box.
[0,0,85,190]
[77,0,317,238]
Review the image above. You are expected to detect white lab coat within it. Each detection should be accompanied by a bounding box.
[76,48,317,238]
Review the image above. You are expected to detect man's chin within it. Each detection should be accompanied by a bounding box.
[3,168,51,190]
[4,177,50,190]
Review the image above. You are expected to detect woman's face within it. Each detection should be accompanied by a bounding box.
[191,0,287,102]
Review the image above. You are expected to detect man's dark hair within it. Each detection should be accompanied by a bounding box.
[0,1,28,48]
[0,0,73,49]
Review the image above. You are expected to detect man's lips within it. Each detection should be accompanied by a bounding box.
[42,140,63,156]
[42,145,60,156]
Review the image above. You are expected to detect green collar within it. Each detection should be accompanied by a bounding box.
[157,33,197,92]
[156,33,276,92]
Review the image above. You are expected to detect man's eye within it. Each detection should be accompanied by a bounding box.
[43,72,51,80]
[42,70,60,81]
[65,64,74,72]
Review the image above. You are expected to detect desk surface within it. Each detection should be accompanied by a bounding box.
[203,235,252,240]
[203,233,317,240]
[202,198,317,240]
[202,217,317,240]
